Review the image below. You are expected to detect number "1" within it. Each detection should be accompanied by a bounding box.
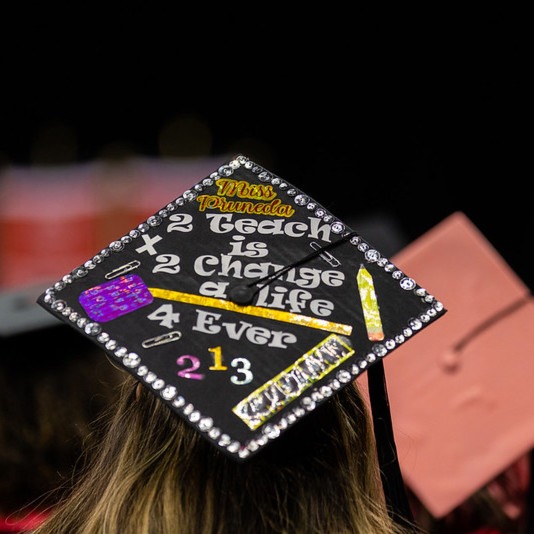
[208,346,228,370]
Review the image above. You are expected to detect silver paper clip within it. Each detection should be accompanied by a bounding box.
[142,331,182,348]
[309,242,341,267]
[105,260,141,280]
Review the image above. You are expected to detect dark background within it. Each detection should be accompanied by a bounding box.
[1,15,530,290]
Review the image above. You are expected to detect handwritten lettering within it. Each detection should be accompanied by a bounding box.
[215,179,276,200]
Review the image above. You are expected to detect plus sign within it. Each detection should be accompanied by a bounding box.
[135,234,163,255]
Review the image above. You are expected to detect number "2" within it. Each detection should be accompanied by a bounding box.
[176,355,204,380]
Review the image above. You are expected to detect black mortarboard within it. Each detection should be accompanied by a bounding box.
[37,154,446,463]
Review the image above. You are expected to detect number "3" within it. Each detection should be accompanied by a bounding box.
[230,358,253,385]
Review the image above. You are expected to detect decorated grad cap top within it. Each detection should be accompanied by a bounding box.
[37,154,446,462]
[384,212,534,518]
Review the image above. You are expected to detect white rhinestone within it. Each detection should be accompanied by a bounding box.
[331,221,345,234]
[218,165,233,177]
[51,300,66,311]
[152,379,165,390]
[337,369,352,383]
[161,386,177,400]
[226,441,240,453]
[189,410,201,423]
[372,344,387,357]
[366,352,377,362]
[85,323,102,336]
[208,427,221,439]
[301,397,316,411]
[123,353,140,368]
[114,346,128,357]
[277,418,288,430]
[262,424,280,439]
[109,240,124,252]
[365,249,380,262]
[198,417,213,431]
[311,391,323,402]
[74,267,88,278]
[218,434,231,446]
[330,379,342,390]
[247,440,260,452]
[385,339,396,350]
[293,407,306,418]
[409,318,423,330]
[105,339,118,350]
[400,277,416,290]
[172,396,185,408]
[238,448,251,459]
[286,413,297,424]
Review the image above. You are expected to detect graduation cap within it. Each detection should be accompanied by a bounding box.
[36,155,446,468]
[384,211,534,518]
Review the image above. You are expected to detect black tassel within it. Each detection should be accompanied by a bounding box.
[367,359,415,529]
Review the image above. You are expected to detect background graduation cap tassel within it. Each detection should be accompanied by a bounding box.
[37,155,446,522]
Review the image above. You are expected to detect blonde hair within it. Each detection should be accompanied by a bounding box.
[33,375,420,534]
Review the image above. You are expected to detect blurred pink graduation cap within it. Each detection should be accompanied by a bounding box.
[384,211,534,518]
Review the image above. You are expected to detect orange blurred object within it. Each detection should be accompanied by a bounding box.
[384,211,533,518]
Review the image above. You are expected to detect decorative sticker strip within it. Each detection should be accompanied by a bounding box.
[149,287,352,335]
[356,265,385,341]
[233,334,354,430]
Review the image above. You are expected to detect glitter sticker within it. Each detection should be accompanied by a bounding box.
[357,265,384,341]
[232,334,354,430]
[149,287,352,335]
[79,274,153,322]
